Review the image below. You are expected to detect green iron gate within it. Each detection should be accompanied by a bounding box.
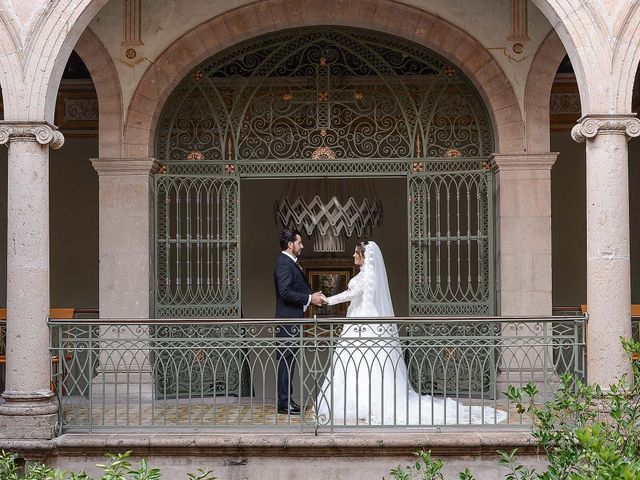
[153,26,496,397]
[153,174,250,397]
[407,162,497,396]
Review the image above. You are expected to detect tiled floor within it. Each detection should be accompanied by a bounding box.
[60,397,531,429]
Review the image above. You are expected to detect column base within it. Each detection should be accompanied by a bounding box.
[0,390,58,439]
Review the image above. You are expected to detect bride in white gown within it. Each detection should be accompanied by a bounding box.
[315,241,507,426]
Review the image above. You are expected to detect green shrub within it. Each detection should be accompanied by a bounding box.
[388,338,640,480]
[0,451,217,480]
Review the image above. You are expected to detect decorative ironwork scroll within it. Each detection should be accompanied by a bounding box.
[155,175,240,318]
[156,27,493,170]
[154,174,244,397]
[408,168,494,316]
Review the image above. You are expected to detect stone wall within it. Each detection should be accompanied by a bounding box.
[3,432,546,480]
[88,0,553,118]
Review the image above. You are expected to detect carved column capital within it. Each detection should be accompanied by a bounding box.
[0,121,65,149]
[571,114,640,143]
[490,152,558,172]
[91,158,159,176]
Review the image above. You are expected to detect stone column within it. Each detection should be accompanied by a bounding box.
[491,153,557,315]
[90,158,159,404]
[0,122,64,439]
[572,114,640,388]
[491,153,558,399]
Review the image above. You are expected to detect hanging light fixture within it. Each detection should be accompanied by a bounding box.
[275,179,383,253]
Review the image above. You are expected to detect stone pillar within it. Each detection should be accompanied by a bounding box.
[90,158,159,404]
[0,122,64,439]
[491,153,557,399]
[491,153,557,315]
[572,114,640,388]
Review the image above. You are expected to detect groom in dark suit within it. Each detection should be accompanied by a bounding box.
[274,229,326,415]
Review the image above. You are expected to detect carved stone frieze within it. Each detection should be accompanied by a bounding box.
[571,114,640,143]
[64,98,99,122]
[0,122,65,149]
[550,92,580,115]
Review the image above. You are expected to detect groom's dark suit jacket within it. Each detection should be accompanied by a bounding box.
[274,252,312,336]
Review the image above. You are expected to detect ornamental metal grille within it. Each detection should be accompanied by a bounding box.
[408,167,495,316]
[155,26,493,169]
[406,167,496,395]
[155,175,240,319]
[154,27,495,397]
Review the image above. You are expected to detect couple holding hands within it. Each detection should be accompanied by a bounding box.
[273,228,506,425]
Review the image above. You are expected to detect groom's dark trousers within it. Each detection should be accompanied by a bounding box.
[274,253,312,408]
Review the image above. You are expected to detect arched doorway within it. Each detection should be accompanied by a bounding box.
[153,26,495,396]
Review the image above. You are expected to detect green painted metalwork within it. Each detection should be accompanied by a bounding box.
[155,26,493,168]
[154,174,244,397]
[50,316,586,432]
[155,175,240,318]
[408,166,495,316]
[407,165,496,394]
[154,26,496,398]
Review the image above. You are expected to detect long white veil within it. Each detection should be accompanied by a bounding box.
[361,241,394,317]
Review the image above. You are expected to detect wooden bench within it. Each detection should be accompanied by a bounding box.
[0,308,75,391]
[580,304,640,361]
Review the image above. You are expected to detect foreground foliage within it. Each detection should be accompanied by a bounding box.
[388,338,640,480]
[0,451,216,480]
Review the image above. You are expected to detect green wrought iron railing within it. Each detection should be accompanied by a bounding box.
[49,316,586,432]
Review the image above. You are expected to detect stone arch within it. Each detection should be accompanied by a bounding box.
[74,28,124,158]
[529,0,640,113]
[6,0,627,126]
[612,2,640,112]
[524,29,567,152]
[122,0,524,158]
[10,0,111,121]
[0,10,25,118]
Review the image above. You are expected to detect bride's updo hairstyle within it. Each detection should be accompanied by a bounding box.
[355,241,368,260]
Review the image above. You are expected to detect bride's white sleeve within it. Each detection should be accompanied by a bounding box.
[326,276,364,306]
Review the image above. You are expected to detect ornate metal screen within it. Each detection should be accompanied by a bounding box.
[154,26,495,396]
[155,175,240,318]
[154,175,242,397]
[408,161,495,316]
[155,26,493,174]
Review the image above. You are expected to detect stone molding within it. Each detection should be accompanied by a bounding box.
[490,152,558,171]
[0,431,538,456]
[91,158,159,176]
[0,121,64,149]
[571,114,640,142]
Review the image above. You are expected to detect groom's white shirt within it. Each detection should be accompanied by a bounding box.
[281,250,311,311]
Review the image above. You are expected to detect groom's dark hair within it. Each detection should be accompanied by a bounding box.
[280,228,302,250]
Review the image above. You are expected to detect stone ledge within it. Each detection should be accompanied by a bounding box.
[0,430,538,457]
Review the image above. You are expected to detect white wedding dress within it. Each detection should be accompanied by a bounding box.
[315,242,507,426]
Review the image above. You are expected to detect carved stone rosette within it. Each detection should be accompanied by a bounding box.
[0,122,65,149]
[571,114,640,143]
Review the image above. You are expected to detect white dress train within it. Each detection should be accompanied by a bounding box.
[314,242,507,426]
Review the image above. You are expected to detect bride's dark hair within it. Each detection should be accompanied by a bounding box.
[356,241,369,257]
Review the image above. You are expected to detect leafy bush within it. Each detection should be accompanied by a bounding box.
[388,338,640,480]
[0,451,217,480]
